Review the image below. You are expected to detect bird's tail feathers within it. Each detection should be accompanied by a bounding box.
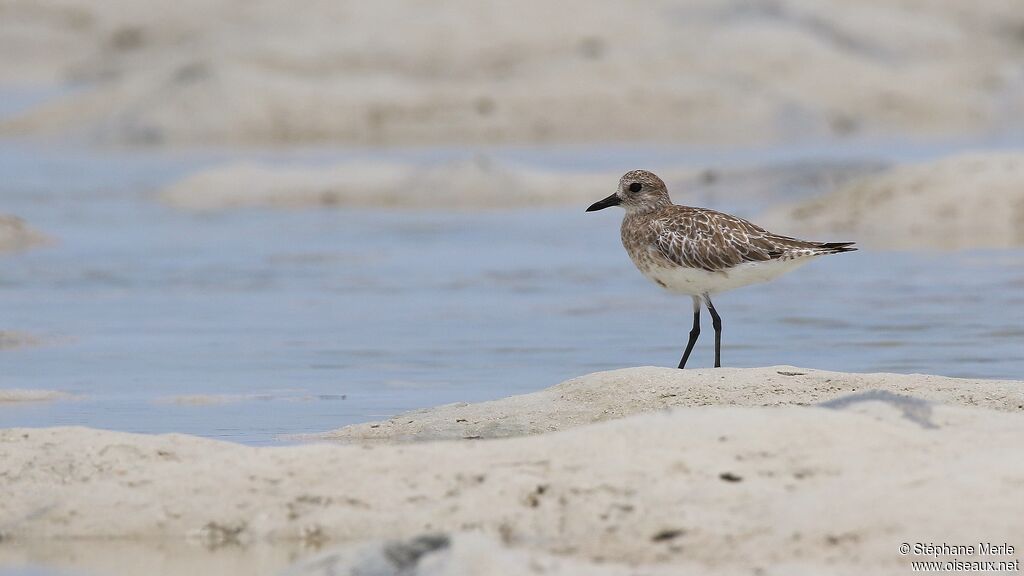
[815,241,857,254]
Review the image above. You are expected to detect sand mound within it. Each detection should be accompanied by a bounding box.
[158,157,620,211]
[0,215,49,253]
[313,365,1024,442]
[0,331,45,351]
[763,152,1024,249]
[159,157,881,211]
[0,388,68,403]
[3,1,1024,146]
[3,377,1024,575]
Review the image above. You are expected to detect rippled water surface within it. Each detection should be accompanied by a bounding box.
[1,142,1023,448]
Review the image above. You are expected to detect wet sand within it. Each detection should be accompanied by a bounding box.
[3,367,1023,575]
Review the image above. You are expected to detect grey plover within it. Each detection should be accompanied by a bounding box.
[587,169,855,369]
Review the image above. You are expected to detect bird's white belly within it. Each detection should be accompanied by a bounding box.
[641,257,815,295]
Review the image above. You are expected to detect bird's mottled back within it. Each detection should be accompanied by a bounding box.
[623,205,855,273]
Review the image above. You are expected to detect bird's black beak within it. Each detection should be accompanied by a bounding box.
[586,193,621,212]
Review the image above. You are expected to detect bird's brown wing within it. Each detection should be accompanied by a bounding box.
[650,207,829,272]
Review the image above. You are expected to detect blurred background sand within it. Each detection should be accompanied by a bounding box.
[3,0,1024,147]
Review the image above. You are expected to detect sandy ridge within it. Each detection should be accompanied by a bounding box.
[0,388,68,403]
[763,152,1024,249]
[313,365,1024,442]
[158,157,624,211]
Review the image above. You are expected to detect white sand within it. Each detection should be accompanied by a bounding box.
[3,367,1024,575]
[2,1,1023,146]
[0,215,48,253]
[0,388,68,403]
[763,152,1024,249]
[0,540,300,576]
[159,157,625,211]
[313,365,1024,442]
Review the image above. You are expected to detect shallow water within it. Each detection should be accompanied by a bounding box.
[0,141,1023,450]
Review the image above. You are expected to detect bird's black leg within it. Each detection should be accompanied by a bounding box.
[678,296,701,369]
[705,294,723,368]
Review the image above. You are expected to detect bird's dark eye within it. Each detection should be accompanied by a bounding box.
[628,182,642,193]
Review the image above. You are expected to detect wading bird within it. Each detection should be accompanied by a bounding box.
[587,169,855,368]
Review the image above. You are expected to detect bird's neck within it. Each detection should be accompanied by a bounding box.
[623,199,672,216]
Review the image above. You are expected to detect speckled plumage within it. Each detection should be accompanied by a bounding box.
[627,205,840,271]
[607,169,856,295]
[586,169,856,368]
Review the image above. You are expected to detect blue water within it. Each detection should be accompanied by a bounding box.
[0,142,1023,448]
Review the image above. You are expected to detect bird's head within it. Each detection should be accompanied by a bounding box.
[586,170,672,214]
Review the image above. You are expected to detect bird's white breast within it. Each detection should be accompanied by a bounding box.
[640,256,816,295]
